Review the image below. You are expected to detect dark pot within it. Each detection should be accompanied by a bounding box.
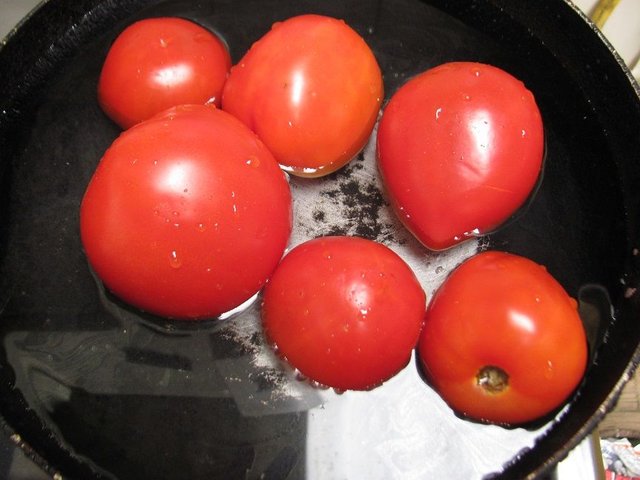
[0,1,639,479]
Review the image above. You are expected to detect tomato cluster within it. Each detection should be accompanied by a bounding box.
[81,14,587,426]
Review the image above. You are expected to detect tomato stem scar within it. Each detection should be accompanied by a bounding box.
[476,365,509,393]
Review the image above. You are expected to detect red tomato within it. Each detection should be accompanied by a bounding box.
[222,14,383,177]
[80,104,292,320]
[261,236,426,391]
[98,17,231,129]
[377,62,544,251]
[417,251,587,425]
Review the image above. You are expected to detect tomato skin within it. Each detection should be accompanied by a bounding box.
[377,62,544,251]
[80,104,292,320]
[261,236,426,391]
[222,14,383,177]
[417,251,587,425]
[98,17,231,129]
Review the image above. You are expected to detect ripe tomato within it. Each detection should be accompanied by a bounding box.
[261,236,426,391]
[222,14,383,177]
[377,62,544,251]
[80,104,292,320]
[98,17,231,129]
[417,251,587,425]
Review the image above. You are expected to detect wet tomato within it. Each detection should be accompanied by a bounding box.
[98,17,231,129]
[222,14,383,177]
[80,104,292,320]
[417,251,587,425]
[377,62,544,250]
[261,236,426,391]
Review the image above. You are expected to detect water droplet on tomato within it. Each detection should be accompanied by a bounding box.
[168,250,182,269]
[255,226,268,239]
[333,388,346,395]
[435,107,442,120]
[310,380,329,390]
[194,33,209,43]
[544,360,554,379]
[245,156,260,168]
[280,164,322,176]
[197,223,206,232]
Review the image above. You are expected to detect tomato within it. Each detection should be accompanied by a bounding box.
[222,14,383,177]
[377,62,544,251]
[98,17,231,129]
[417,251,587,425]
[261,236,426,391]
[80,104,292,320]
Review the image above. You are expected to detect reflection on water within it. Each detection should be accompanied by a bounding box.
[3,299,319,479]
[1,222,318,480]
[578,283,615,363]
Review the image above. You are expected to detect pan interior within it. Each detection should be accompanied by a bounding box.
[0,0,638,479]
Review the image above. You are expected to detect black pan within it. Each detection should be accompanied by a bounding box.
[1,0,639,479]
